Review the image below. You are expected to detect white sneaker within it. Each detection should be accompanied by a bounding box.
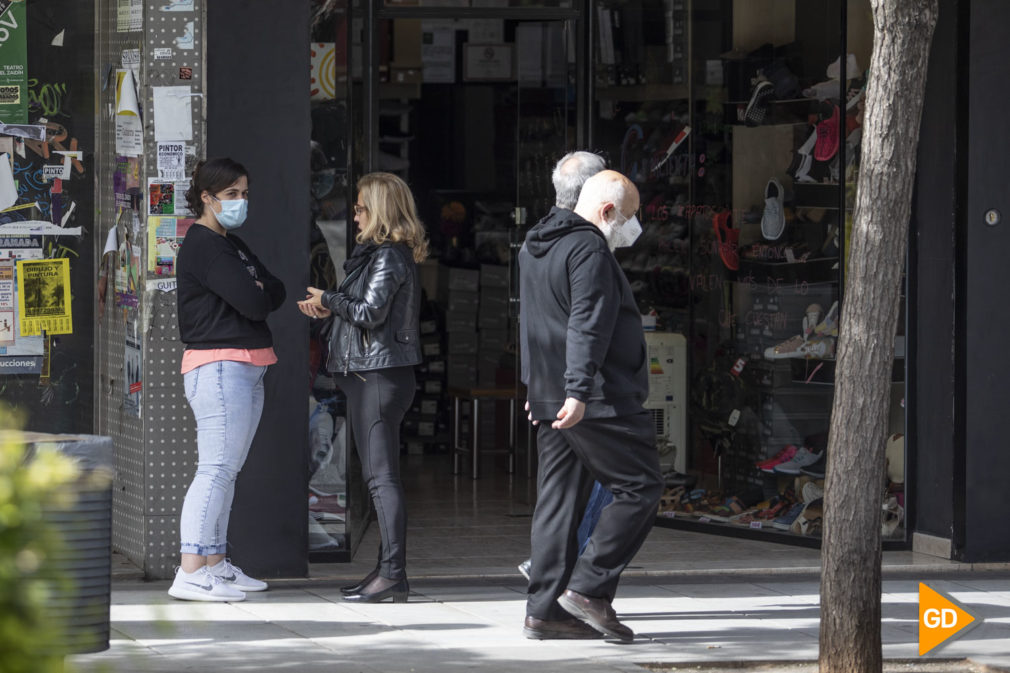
[168,566,246,602]
[826,53,859,80]
[761,177,785,240]
[773,448,824,475]
[208,559,269,592]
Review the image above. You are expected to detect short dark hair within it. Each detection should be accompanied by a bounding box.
[185,157,250,217]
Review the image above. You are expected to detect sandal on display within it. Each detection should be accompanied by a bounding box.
[764,334,806,360]
[802,303,823,339]
[706,496,747,522]
[658,486,685,513]
[814,300,839,337]
[881,496,905,536]
[790,498,824,535]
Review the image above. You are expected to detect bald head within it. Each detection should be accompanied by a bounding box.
[573,170,640,228]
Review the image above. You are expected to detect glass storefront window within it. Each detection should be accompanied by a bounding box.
[593,0,906,542]
[382,1,574,7]
[308,0,353,559]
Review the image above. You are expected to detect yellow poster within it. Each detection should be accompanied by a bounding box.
[15,258,72,336]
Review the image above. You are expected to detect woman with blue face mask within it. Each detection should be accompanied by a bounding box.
[170,157,286,602]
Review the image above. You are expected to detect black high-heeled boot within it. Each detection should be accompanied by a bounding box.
[342,576,408,603]
[340,567,379,596]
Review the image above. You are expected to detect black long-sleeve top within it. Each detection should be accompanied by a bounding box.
[176,224,286,349]
[519,207,648,421]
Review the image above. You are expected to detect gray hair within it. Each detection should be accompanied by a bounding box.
[552,151,606,209]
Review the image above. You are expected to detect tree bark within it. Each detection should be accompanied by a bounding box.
[819,2,937,673]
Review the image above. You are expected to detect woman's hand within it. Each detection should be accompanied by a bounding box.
[297,286,332,319]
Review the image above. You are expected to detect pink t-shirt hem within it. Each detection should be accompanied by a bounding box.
[180,347,278,375]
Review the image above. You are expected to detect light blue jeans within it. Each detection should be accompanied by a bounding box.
[179,360,266,555]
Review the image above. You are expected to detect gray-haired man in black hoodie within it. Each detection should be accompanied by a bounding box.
[519,170,662,642]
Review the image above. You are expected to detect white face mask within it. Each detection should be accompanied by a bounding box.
[602,209,642,251]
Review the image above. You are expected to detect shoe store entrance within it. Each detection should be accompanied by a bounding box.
[306,0,911,565]
[307,2,586,562]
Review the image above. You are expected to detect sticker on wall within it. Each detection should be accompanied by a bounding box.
[15,258,72,336]
[0,259,13,344]
[148,178,192,217]
[121,48,141,79]
[0,0,28,124]
[123,310,142,418]
[152,86,193,141]
[114,222,140,308]
[310,43,336,100]
[147,216,192,277]
[175,21,195,50]
[178,67,192,81]
[113,155,140,209]
[116,0,142,32]
[156,141,186,180]
[115,70,143,156]
[160,0,194,11]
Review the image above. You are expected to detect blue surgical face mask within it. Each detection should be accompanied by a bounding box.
[212,196,248,230]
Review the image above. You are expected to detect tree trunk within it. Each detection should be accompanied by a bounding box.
[819,2,937,673]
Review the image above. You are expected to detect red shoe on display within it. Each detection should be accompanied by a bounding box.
[756,445,798,474]
[712,210,739,271]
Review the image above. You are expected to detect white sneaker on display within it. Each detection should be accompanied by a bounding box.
[761,177,786,241]
[773,448,824,475]
[826,53,859,80]
[207,559,269,592]
[168,566,247,602]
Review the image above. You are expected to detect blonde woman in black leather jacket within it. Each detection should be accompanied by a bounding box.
[298,172,428,603]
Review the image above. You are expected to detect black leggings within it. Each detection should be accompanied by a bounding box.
[335,365,415,580]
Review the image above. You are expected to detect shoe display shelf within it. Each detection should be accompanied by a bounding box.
[377,98,413,179]
[793,181,856,210]
[722,98,813,127]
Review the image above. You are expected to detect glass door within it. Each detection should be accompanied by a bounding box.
[512,17,579,479]
[351,6,581,490]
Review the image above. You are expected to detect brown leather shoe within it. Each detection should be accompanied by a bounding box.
[556,589,634,642]
[523,615,602,640]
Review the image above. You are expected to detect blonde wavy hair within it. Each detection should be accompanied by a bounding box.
[356,172,429,263]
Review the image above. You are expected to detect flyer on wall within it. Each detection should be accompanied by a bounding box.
[0,236,43,356]
[123,310,142,417]
[148,178,193,217]
[148,216,193,277]
[15,258,72,336]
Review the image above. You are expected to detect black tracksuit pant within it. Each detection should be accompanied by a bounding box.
[526,411,663,621]
[336,365,415,581]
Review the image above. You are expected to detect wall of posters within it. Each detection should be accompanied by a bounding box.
[0,1,27,124]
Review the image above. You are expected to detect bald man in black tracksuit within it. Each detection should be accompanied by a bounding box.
[519,171,662,642]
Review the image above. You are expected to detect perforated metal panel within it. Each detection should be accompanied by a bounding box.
[141,1,206,580]
[97,0,206,579]
[96,0,147,571]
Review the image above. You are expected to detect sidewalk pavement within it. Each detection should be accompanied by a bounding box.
[72,569,1010,673]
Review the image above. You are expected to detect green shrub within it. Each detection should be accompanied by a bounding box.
[0,409,79,673]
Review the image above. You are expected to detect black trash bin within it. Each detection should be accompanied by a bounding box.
[26,433,114,654]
